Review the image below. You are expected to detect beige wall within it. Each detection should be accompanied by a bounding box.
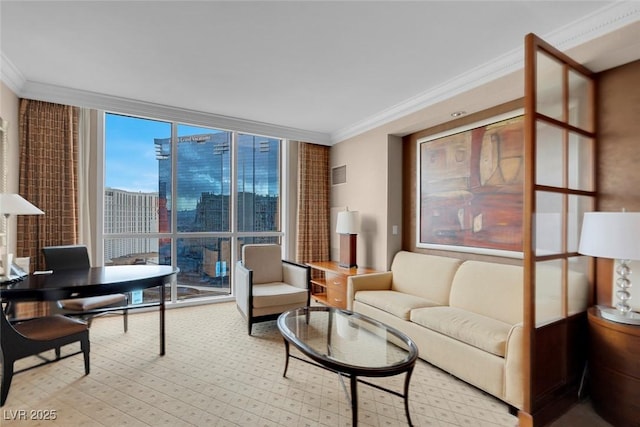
[285,140,299,262]
[329,132,403,270]
[1,81,19,193]
[598,59,640,213]
[597,59,640,309]
[330,132,389,270]
[386,135,403,265]
[0,82,21,257]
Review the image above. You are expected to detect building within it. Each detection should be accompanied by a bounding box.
[151,132,279,279]
[103,187,159,264]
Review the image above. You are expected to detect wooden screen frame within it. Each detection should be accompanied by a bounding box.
[522,33,597,425]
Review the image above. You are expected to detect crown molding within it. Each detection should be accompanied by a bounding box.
[17,81,331,145]
[0,52,26,95]
[544,0,640,51]
[330,44,523,144]
[331,1,640,144]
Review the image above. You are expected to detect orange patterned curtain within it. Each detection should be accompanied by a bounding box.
[296,142,330,264]
[17,99,79,272]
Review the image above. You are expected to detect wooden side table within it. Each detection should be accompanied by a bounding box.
[306,261,377,309]
[587,306,640,427]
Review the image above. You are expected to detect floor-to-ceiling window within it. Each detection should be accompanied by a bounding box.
[103,113,282,303]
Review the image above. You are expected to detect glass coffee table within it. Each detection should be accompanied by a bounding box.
[277,306,419,426]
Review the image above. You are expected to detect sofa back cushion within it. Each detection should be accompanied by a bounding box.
[449,261,523,325]
[391,251,463,306]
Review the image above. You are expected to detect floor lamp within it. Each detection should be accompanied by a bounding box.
[0,193,44,279]
[579,211,640,325]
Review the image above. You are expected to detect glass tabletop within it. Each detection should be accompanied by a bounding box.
[278,306,418,375]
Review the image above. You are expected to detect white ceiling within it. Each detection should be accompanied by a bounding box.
[1,1,639,144]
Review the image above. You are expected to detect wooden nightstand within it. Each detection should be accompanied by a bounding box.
[587,306,640,427]
[306,261,377,309]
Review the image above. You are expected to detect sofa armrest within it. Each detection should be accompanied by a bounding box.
[346,271,393,311]
[504,322,524,409]
[282,260,310,290]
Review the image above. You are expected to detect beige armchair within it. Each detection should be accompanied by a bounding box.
[235,244,310,335]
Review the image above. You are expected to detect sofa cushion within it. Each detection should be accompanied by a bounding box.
[449,261,523,325]
[355,290,440,320]
[410,306,512,357]
[390,252,463,305]
[251,282,308,308]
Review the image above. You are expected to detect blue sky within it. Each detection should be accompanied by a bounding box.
[105,113,169,193]
[105,113,280,210]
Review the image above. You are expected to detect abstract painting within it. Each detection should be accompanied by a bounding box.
[417,112,524,257]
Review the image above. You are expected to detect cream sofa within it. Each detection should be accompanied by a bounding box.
[347,251,588,410]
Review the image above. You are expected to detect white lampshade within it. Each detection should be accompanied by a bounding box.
[578,212,640,260]
[336,210,359,234]
[0,193,44,215]
[1,193,44,278]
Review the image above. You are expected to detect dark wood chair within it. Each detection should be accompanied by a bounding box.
[1,310,90,406]
[235,244,310,335]
[42,245,129,331]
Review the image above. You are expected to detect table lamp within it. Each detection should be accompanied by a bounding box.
[0,193,44,279]
[336,208,359,268]
[578,211,640,325]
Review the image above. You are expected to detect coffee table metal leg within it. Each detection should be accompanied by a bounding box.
[403,366,414,426]
[282,339,290,377]
[350,374,358,426]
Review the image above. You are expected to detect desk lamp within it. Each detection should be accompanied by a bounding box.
[0,193,44,279]
[579,211,640,324]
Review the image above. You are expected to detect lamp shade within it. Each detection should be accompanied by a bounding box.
[0,194,44,215]
[336,210,359,234]
[578,212,640,260]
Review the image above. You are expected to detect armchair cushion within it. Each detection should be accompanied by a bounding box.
[252,283,309,309]
[242,244,283,284]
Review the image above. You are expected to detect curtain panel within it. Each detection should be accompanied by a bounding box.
[296,142,330,265]
[17,99,79,273]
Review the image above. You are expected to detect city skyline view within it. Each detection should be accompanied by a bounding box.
[103,112,282,301]
[105,113,280,211]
